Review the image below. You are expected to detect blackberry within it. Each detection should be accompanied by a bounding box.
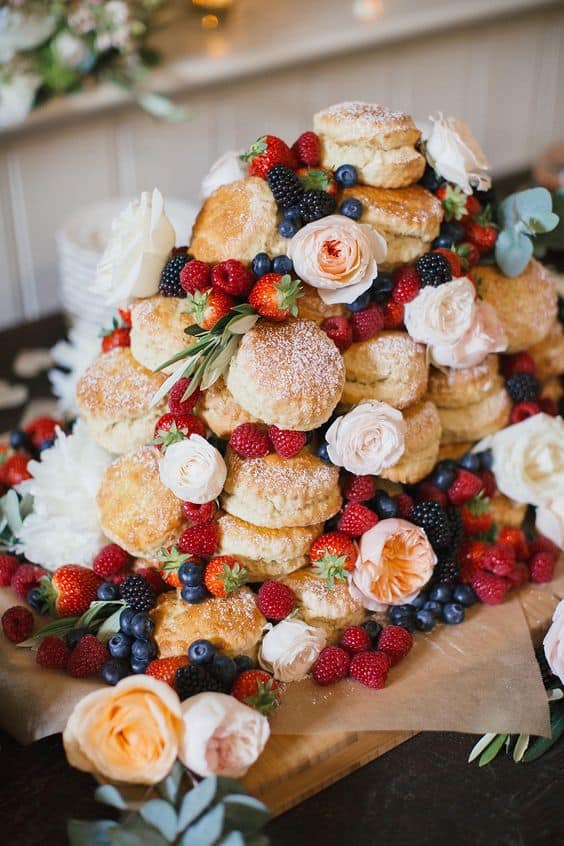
[158,253,190,298]
[267,164,304,210]
[535,645,560,690]
[175,664,224,701]
[416,252,452,287]
[506,372,541,403]
[445,504,463,554]
[433,557,459,587]
[298,189,336,223]
[120,575,156,612]
[409,501,452,550]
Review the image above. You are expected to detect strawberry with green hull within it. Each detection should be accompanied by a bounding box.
[152,413,206,449]
[186,288,235,330]
[436,184,480,221]
[310,531,357,587]
[204,556,247,599]
[248,273,303,322]
[296,167,338,197]
[242,135,296,178]
[37,565,102,618]
[100,315,130,353]
[156,546,198,589]
[463,208,498,254]
[232,669,280,714]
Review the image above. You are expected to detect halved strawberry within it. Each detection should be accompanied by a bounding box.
[248,273,303,322]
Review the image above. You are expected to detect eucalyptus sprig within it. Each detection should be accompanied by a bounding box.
[495,187,559,276]
[17,599,125,648]
[0,489,33,553]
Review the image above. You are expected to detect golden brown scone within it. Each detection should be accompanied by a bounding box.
[189,177,286,265]
[217,512,324,581]
[314,102,425,189]
[476,260,557,352]
[152,588,266,659]
[528,322,564,380]
[379,401,441,485]
[297,283,346,324]
[196,376,259,439]
[488,493,527,529]
[438,387,511,444]
[283,568,366,642]
[130,295,196,374]
[76,348,167,454]
[221,448,342,529]
[226,319,345,430]
[97,446,185,557]
[341,331,428,410]
[540,377,563,403]
[342,184,443,269]
[426,356,502,409]
[437,442,475,462]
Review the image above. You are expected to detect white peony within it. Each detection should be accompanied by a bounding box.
[201,151,247,199]
[259,618,327,682]
[16,421,112,570]
[0,8,57,63]
[536,499,564,550]
[425,113,491,195]
[159,435,227,503]
[0,68,41,129]
[325,400,406,476]
[404,277,476,348]
[48,320,101,414]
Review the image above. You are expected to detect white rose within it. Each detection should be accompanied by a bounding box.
[404,277,476,349]
[425,113,491,195]
[325,400,406,475]
[159,434,227,503]
[259,619,326,682]
[474,414,564,507]
[0,69,41,128]
[201,151,247,199]
[543,600,564,685]
[93,188,175,306]
[178,692,270,778]
[0,8,57,63]
[288,215,387,305]
[536,500,564,550]
[52,31,88,69]
[430,300,507,369]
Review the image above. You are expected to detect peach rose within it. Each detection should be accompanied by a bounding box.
[543,599,564,684]
[288,215,387,305]
[430,300,507,369]
[63,675,182,784]
[349,518,436,611]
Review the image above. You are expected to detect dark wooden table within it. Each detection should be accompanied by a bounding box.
[1,314,563,846]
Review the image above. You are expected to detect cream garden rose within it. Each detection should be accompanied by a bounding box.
[536,500,564,550]
[325,400,406,475]
[179,692,270,778]
[425,113,491,195]
[259,618,327,682]
[543,600,564,685]
[159,434,227,503]
[288,214,387,305]
[63,675,182,785]
[430,300,507,369]
[404,277,476,351]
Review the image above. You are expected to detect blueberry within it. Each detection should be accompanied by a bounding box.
[442,602,465,625]
[178,561,202,586]
[423,600,443,619]
[278,219,298,238]
[131,638,157,663]
[346,290,371,312]
[251,252,272,277]
[100,658,130,686]
[340,198,363,220]
[420,165,444,192]
[372,490,398,520]
[272,255,294,274]
[9,429,28,450]
[370,272,394,295]
[362,619,382,644]
[409,592,428,611]
[415,609,436,631]
[38,438,56,453]
[441,221,464,244]
[453,583,477,607]
[459,452,480,473]
[389,605,416,631]
[429,583,453,603]
[130,657,150,674]
[131,612,154,640]
[209,654,238,690]
[335,164,358,187]
[432,235,454,250]
[119,607,136,635]
[188,639,216,664]
[65,627,89,650]
[97,581,120,601]
[108,632,133,659]
[284,205,302,224]
[476,449,493,471]
[316,442,330,462]
[432,462,457,491]
[181,584,208,604]
[234,655,255,673]
[27,586,45,612]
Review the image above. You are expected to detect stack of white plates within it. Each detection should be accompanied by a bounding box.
[56,198,198,326]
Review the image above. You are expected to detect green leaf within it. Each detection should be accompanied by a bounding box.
[179,804,225,846]
[158,761,185,805]
[17,615,79,648]
[201,336,239,390]
[140,799,178,842]
[468,732,498,763]
[95,785,128,811]
[495,229,533,277]
[1,490,25,534]
[223,796,271,835]
[523,703,564,763]
[527,211,559,234]
[514,186,554,220]
[137,92,191,123]
[177,777,218,831]
[513,733,531,762]
[478,733,508,766]
[228,313,259,335]
[68,819,118,846]
[219,834,246,846]
[214,779,249,802]
[79,600,125,629]
[150,362,192,405]
[97,608,125,644]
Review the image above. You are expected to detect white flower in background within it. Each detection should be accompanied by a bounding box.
[48,320,101,414]
[543,600,564,685]
[92,189,175,306]
[159,434,227,503]
[0,68,41,129]
[259,618,326,682]
[404,276,476,348]
[52,31,88,70]
[16,421,112,570]
[178,693,270,778]
[0,7,57,63]
[325,400,406,476]
[536,500,564,550]
[201,150,247,199]
[425,113,491,195]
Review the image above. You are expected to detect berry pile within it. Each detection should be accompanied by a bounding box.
[228,422,308,460]
[499,353,557,423]
[1,414,73,494]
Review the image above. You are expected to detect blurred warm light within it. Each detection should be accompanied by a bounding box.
[192,0,233,7]
[206,33,229,57]
[353,0,384,21]
[202,14,219,29]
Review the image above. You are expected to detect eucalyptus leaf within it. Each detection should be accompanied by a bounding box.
[498,194,519,229]
[514,186,554,220]
[495,229,533,277]
[523,704,564,763]
[512,733,531,762]
[219,833,246,846]
[228,313,259,335]
[1,490,24,534]
[201,336,239,390]
[137,92,191,123]
[95,785,128,811]
[223,796,271,835]
[214,779,249,802]
[177,776,218,831]
[478,733,508,766]
[179,804,225,846]
[468,732,497,763]
[527,211,559,233]
[150,362,191,406]
[17,615,79,648]
[115,820,169,846]
[97,608,125,644]
[68,819,118,846]
[139,799,178,841]
[158,761,185,805]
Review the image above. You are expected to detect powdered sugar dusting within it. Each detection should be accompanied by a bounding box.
[317,101,416,131]
[76,348,166,421]
[226,448,339,496]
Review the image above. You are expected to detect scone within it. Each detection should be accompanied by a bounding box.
[528,322,564,380]
[130,295,196,374]
[226,319,345,431]
[196,376,259,439]
[297,283,347,324]
[97,446,185,557]
[341,331,428,410]
[189,177,286,265]
[426,356,502,409]
[438,387,511,444]
[314,102,425,189]
[217,512,324,581]
[221,448,342,529]
[282,568,366,642]
[76,348,167,454]
[342,184,443,269]
[152,587,266,659]
[477,260,557,352]
[379,401,442,485]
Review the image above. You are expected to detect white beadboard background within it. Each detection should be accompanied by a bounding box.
[0,0,563,329]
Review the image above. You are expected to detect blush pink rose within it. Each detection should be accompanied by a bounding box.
[431,301,507,369]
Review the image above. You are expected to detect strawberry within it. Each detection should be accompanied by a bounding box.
[156,545,196,588]
[310,531,357,587]
[180,259,211,294]
[340,625,371,655]
[528,536,559,561]
[383,299,404,329]
[36,635,70,669]
[186,287,235,330]
[232,670,280,715]
[455,241,480,270]
[463,215,497,255]
[204,555,247,598]
[1,454,31,487]
[1,605,34,644]
[501,352,536,378]
[436,184,472,221]
[342,473,375,503]
[350,303,384,342]
[296,166,337,196]
[268,425,307,459]
[462,195,481,220]
[311,646,351,686]
[292,131,321,167]
[40,564,102,618]
[101,326,130,353]
[377,625,413,667]
[395,493,414,519]
[212,260,254,297]
[479,469,497,499]
[529,552,556,584]
[229,423,271,458]
[67,634,109,678]
[498,527,529,561]
[459,539,488,584]
[510,401,540,424]
[135,566,169,595]
[338,503,378,537]
[118,307,132,327]
[248,273,302,321]
[256,580,296,621]
[178,523,218,557]
[433,248,462,278]
[448,469,483,505]
[242,135,295,179]
[168,377,201,415]
[482,543,515,577]
[0,554,20,586]
[10,563,46,599]
[460,494,492,536]
[25,417,61,449]
[93,544,130,579]
[392,266,421,304]
[349,651,389,689]
[182,501,217,525]
[153,412,206,448]
[146,655,190,688]
[320,315,352,352]
[471,571,509,605]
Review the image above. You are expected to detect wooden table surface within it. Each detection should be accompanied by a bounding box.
[0,314,563,846]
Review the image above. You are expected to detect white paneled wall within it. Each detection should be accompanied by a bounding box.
[0,4,563,329]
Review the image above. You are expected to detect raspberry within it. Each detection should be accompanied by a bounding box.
[0,554,19,586]
[409,501,452,550]
[67,634,110,678]
[416,252,452,287]
[178,522,218,557]
[180,259,211,294]
[1,605,34,643]
[119,574,157,612]
[146,655,189,688]
[36,635,70,669]
[377,625,413,666]
[229,423,271,458]
[135,567,168,595]
[507,562,530,588]
[482,543,516,577]
[529,552,556,584]
[448,469,483,505]
[342,473,375,503]
[502,352,536,378]
[471,571,509,605]
[93,544,130,578]
[392,266,421,303]
[498,527,529,561]
[506,373,540,403]
[338,502,379,538]
[311,646,351,686]
[268,425,307,459]
[510,401,540,424]
[266,164,304,210]
[383,299,404,329]
[528,536,559,561]
[340,625,372,655]
[395,493,414,519]
[182,501,217,525]
[211,259,254,297]
[10,563,45,599]
[349,651,389,689]
[292,131,321,167]
[350,303,384,342]
[256,580,296,621]
[321,315,352,352]
[168,377,201,415]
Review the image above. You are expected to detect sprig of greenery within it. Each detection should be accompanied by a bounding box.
[17,600,125,648]
[495,187,559,276]
[0,489,33,553]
